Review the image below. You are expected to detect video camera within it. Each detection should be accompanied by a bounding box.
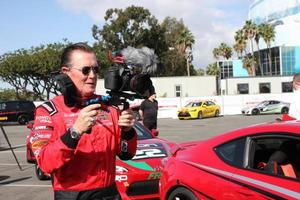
[104,46,158,109]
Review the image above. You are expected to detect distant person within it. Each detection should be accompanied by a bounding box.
[282,73,300,120]
[139,87,158,130]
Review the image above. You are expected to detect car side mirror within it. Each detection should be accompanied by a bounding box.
[151,129,159,137]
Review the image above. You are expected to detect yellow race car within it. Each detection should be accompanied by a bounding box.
[178,100,220,120]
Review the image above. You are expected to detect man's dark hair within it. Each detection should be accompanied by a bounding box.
[60,42,94,68]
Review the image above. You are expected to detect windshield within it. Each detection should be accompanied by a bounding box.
[185,102,202,107]
[257,101,269,107]
[133,122,153,140]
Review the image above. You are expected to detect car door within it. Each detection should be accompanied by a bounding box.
[201,101,209,117]
[264,101,279,114]
[232,135,300,199]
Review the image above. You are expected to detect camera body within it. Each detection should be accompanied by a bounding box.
[104,49,155,99]
[104,65,153,98]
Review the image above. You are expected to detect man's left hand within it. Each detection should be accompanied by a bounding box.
[118,109,135,131]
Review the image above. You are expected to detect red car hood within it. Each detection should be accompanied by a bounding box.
[116,138,175,171]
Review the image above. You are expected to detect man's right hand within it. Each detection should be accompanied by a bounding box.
[73,104,100,135]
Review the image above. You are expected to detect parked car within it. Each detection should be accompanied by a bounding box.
[177,100,220,120]
[27,121,176,200]
[241,100,290,115]
[159,121,300,200]
[0,101,35,124]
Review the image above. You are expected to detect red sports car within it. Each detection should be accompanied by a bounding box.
[159,121,300,200]
[26,121,176,200]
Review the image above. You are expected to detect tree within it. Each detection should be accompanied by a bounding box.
[160,17,189,76]
[243,20,257,55]
[242,56,257,76]
[0,42,70,100]
[92,6,167,54]
[195,68,205,76]
[233,29,247,58]
[176,28,195,76]
[213,43,232,60]
[243,20,257,76]
[260,23,275,75]
[255,24,264,75]
[206,62,219,76]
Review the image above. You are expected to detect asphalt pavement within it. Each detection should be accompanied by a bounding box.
[0,114,280,200]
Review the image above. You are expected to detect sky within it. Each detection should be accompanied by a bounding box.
[0,0,254,70]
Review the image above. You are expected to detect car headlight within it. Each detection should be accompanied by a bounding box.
[116,166,128,173]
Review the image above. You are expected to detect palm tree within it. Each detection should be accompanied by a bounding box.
[234,29,247,58]
[206,62,219,76]
[242,56,257,76]
[243,20,257,54]
[219,43,232,60]
[213,48,221,60]
[213,43,232,60]
[176,27,195,76]
[255,24,264,75]
[260,23,275,76]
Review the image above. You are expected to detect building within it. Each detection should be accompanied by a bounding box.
[217,0,300,94]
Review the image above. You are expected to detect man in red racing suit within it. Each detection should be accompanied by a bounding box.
[31,43,137,200]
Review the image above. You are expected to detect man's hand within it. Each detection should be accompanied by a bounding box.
[73,104,100,135]
[118,109,135,132]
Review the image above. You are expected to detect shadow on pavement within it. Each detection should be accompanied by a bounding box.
[0,176,32,185]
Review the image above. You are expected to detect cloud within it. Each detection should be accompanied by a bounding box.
[57,0,250,69]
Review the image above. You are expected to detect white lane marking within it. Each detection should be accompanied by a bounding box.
[1,184,51,187]
[0,150,26,153]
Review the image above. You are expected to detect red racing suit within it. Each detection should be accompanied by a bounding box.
[31,95,137,191]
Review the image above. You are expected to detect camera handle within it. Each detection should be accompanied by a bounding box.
[0,124,22,170]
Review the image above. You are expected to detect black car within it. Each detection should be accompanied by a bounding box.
[0,101,35,124]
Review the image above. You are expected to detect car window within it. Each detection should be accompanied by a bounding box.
[248,135,300,181]
[210,101,216,106]
[19,102,35,110]
[0,103,6,111]
[5,102,18,110]
[215,137,246,168]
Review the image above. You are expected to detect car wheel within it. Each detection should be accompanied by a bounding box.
[168,187,197,200]
[281,107,289,114]
[251,109,260,115]
[18,115,29,125]
[35,164,49,180]
[198,111,202,119]
[215,109,219,117]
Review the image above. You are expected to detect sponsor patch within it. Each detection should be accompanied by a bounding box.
[30,133,51,143]
[115,175,128,182]
[34,126,53,131]
[36,116,52,123]
[148,172,161,180]
[32,140,48,149]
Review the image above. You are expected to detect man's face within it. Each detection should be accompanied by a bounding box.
[63,50,98,98]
